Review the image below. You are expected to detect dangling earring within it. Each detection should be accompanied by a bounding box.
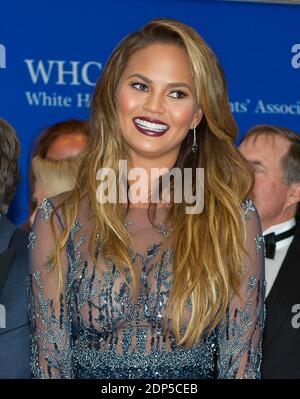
[192,126,198,153]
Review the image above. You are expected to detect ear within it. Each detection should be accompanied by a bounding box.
[190,108,203,129]
[286,182,300,208]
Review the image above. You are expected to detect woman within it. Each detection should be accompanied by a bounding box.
[22,119,88,230]
[29,18,265,379]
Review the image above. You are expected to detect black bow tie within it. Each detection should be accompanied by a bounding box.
[264,226,296,259]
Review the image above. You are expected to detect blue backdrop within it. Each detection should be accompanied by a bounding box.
[0,0,299,224]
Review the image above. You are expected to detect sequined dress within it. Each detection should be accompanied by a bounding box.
[28,198,265,379]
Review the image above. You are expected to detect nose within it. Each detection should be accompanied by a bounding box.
[143,91,165,114]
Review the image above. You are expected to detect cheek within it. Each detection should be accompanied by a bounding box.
[252,175,272,202]
[253,175,268,192]
[254,175,288,203]
[252,178,273,219]
[169,103,195,128]
[117,87,139,120]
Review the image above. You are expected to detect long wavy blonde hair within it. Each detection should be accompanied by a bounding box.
[51,18,253,346]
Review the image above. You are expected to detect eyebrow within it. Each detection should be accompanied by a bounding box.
[127,73,193,91]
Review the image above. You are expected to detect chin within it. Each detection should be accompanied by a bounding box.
[129,141,165,154]
[135,148,166,157]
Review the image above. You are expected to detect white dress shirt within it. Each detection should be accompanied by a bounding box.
[264,218,296,298]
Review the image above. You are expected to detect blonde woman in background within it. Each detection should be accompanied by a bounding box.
[30,155,82,226]
[29,19,265,379]
[22,119,88,231]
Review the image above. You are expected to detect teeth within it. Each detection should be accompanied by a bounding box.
[135,118,168,132]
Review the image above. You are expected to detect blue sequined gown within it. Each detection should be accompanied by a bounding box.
[28,198,265,379]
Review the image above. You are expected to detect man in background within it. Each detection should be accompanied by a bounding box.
[0,118,30,378]
[33,119,88,161]
[239,125,300,379]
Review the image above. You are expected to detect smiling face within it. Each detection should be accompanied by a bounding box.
[116,43,202,169]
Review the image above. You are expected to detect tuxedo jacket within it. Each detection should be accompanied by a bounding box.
[0,216,31,378]
[262,221,300,379]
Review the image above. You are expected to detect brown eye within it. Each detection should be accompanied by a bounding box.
[168,90,187,99]
[130,82,149,92]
